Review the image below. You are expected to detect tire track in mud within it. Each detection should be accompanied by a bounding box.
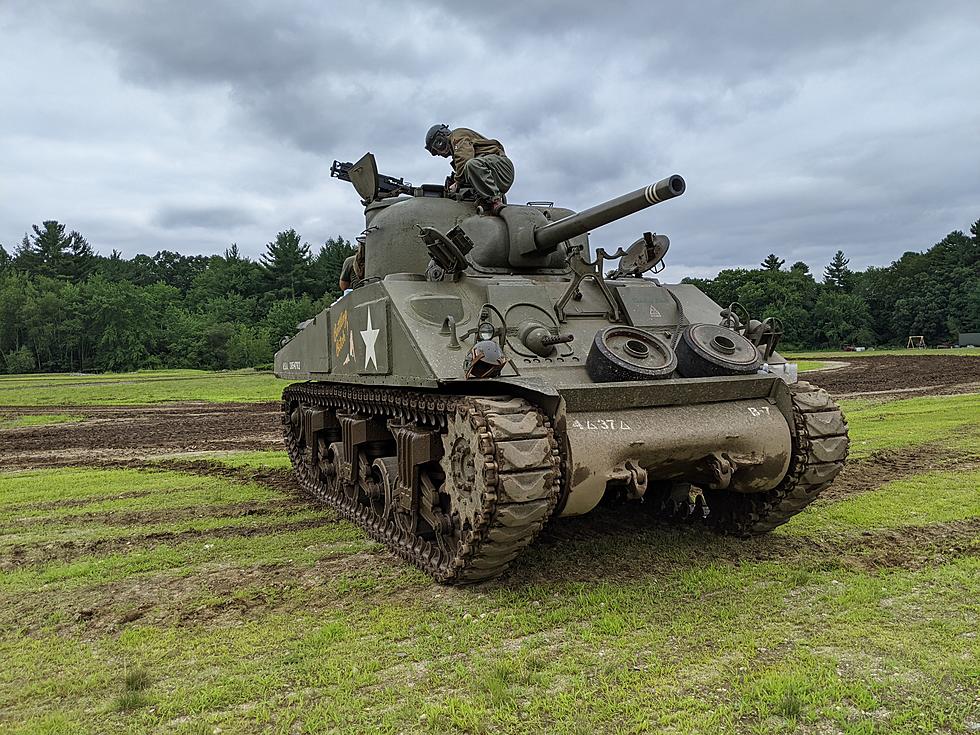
[522,515,980,588]
[1,515,342,571]
[0,549,392,634]
[3,463,303,524]
[1,459,335,571]
[7,499,308,530]
[817,444,979,502]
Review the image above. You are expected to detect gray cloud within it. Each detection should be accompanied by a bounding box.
[1,0,978,279]
[154,204,257,230]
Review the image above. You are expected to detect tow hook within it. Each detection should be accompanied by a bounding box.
[666,482,710,519]
[609,459,648,500]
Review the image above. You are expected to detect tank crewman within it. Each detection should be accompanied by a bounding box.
[424,124,514,216]
[338,249,363,291]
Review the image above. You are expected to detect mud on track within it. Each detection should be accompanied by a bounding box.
[0,402,282,469]
[806,354,980,397]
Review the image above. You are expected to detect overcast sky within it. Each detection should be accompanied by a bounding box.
[2,1,978,282]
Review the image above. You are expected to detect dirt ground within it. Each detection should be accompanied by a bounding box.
[805,354,980,397]
[0,403,281,469]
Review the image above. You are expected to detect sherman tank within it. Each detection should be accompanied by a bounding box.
[275,153,849,584]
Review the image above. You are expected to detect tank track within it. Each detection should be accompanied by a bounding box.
[281,383,561,584]
[697,380,850,535]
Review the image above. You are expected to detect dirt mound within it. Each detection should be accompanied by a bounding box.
[0,402,282,469]
[806,354,980,397]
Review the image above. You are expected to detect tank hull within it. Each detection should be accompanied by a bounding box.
[276,271,844,525]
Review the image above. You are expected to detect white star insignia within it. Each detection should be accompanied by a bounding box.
[360,308,380,370]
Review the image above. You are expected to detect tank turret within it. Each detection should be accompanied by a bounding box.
[273,151,849,585]
[353,153,686,279]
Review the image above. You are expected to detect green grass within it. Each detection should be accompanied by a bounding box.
[0,467,275,510]
[794,360,826,372]
[2,382,980,732]
[784,347,979,359]
[2,543,978,733]
[784,469,980,534]
[0,369,211,383]
[0,369,287,406]
[0,413,83,430]
[840,393,980,459]
[160,449,292,470]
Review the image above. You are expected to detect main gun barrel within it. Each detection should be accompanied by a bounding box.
[533,174,685,253]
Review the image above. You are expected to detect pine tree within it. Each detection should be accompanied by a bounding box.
[13,221,94,279]
[261,229,314,299]
[790,261,810,274]
[823,250,852,290]
[761,254,785,271]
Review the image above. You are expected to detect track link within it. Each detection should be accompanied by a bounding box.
[281,384,561,584]
[701,380,850,535]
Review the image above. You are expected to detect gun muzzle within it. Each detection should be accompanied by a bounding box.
[533,174,685,254]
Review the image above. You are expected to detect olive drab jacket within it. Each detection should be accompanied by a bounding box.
[449,128,506,183]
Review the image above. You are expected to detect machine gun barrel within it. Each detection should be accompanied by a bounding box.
[331,159,413,197]
[532,174,685,253]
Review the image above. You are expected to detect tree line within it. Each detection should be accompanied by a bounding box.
[0,218,976,374]
[683,220,979,349]
[0,222,354,373]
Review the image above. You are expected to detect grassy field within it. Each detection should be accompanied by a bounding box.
[0,413,83,430]
[1,372,978,733]
[843,393,980,459]
[784,347,978,359]
[793,360,826,372]
[0,370,285,406]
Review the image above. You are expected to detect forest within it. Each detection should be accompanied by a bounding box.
[0,218,977,373]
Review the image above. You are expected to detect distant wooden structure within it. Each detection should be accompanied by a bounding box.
[906,335,926,349]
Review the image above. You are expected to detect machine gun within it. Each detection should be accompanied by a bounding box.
[331,158,413,198]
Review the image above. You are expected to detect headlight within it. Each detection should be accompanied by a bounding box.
[477,322,495,341]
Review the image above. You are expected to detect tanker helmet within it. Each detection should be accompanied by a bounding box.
[425,123,451,156]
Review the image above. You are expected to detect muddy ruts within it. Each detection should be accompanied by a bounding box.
[281,383,561,584]
[695,381,849,534]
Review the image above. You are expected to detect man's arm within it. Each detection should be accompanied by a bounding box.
[339,258,353,291]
